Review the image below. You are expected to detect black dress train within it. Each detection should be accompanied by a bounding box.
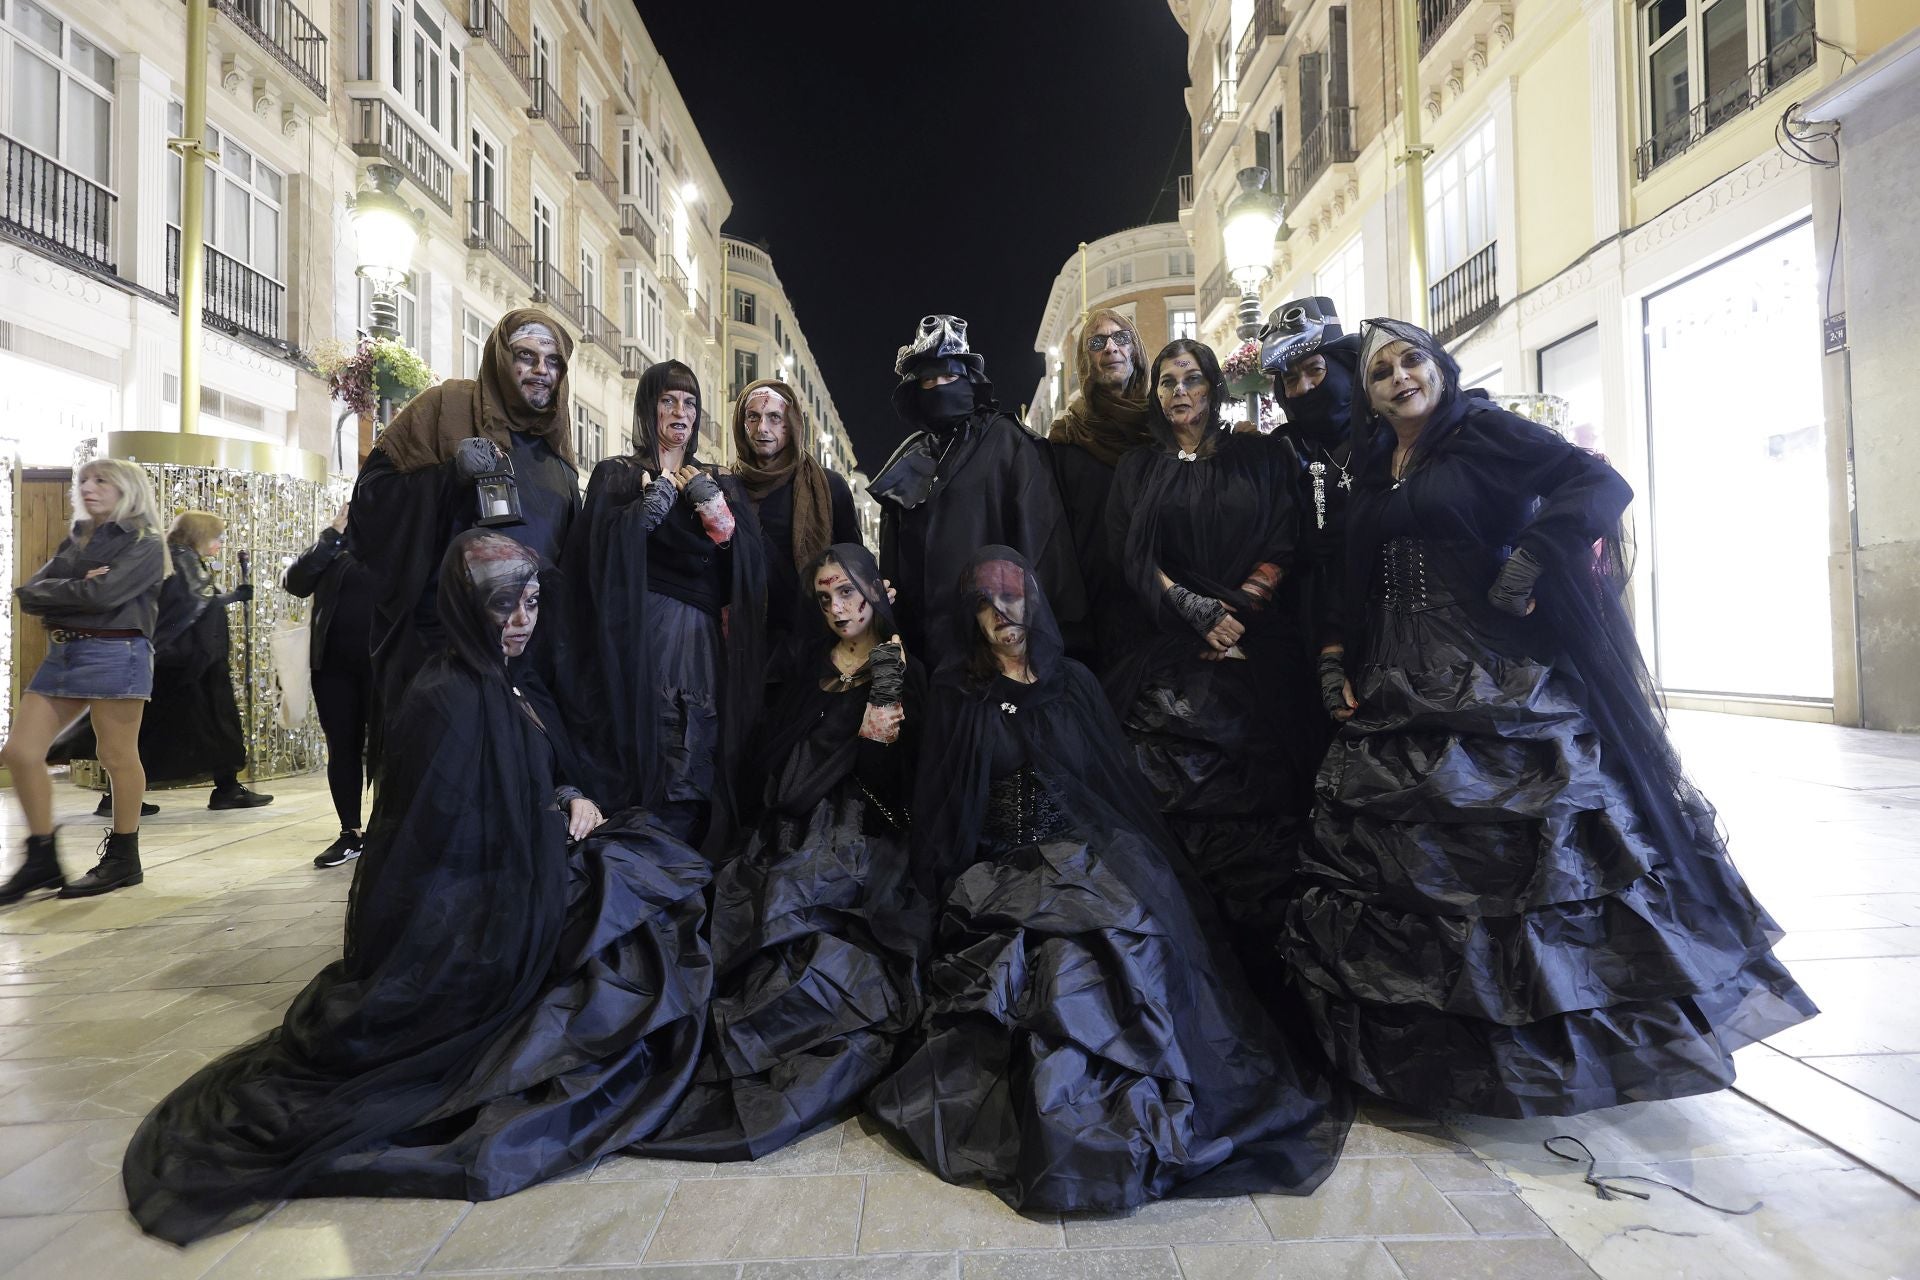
[1285,391,1817,1117]
[122,534,713,1244]
[868,548,1348,1213]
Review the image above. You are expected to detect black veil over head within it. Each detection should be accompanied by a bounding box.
[632,359,705,471]
[1348,317,1469,473]
[943,545,1066,694]
[436,529,544,679]
[1143,339,1229,455]
[792,542,895,654]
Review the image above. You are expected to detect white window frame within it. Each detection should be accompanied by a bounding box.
[1,0,116,187]
[167,102,285,284]
[378,0,462,149]
[1424,115,1496,281]
[1168,307,1197,340]
[462,308,490,377]
[573,403,605,468]
[579,240,600,311]
[530,186,557,268]
[468,119,501,230]
[1315,233,1365,329]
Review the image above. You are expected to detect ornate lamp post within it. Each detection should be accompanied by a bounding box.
[348,164,423,342]
[1221,166,1285,341]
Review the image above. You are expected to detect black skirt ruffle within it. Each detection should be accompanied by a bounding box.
[1282,602,1816,1118]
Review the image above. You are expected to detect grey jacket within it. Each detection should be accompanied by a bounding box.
[16,521,167,636]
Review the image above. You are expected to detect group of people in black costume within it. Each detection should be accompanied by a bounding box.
[115,299,1814,1245]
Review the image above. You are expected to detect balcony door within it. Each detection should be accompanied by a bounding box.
[468,122,499,236]
[530,188,556,273]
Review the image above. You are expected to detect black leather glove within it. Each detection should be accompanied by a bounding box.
[1318,648,1351,718]
[1165,583,1227,637]
[683,471,722,506]
[1487,547,1545,617]
[453,436,501,480]
[866,641,905,707]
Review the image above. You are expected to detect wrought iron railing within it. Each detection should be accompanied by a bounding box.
[526,77,577,150]
[577,140,618,207]
[215,0,327,100]
[620,202,657,258]
[663,256,689,305]
[1236,0,1290,85]
[1635,30,1818,179]
[1288,107,1358,197]
[464,200,534,286]
[349,98,453,211]
[581,303,621,353]
[1429,241,1498,344]
[531,256,584,328]
[464,0,530,95]
[2,136,116,274]
[1198,261,1231,321]
[166,224,284,343]
[693,289,711,335]
[1418,0,1474,54]
[1178,173,1194,209]
[620,345,645,378]
[1200,79,1238,149]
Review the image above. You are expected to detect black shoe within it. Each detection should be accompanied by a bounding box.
[0,834,65,905]
[93,795,158,818]
[57,830,142,898]
[208,785,275,811]
[314,831,363,869]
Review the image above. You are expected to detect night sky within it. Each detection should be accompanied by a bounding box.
[634,2,1192,471]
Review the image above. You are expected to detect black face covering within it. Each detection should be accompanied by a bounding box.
[1281,358,1354,444]
[914,379,975,426]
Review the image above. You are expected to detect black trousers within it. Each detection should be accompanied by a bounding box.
[312,664,373,831]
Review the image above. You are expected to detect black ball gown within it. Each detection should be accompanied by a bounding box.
[1106,428,1324,971]
[122,533,714,1244]
[868,548,1349,1214]
[1285,378,1817,1117]
[634,544,927,1161]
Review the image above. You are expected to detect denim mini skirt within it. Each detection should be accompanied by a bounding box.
[27,635,154,701]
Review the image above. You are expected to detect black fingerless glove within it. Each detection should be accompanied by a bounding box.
[1165,583,1227,636]
[684,472,722,506]
[1487,547,1545,617]
[638,473,678,528]
[866,641,904,707]
[1317,649,1350,718]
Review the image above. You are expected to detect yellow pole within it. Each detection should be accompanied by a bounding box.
[174,0,214,434]
[1397,0,1432,328]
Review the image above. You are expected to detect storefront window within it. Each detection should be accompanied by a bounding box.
[1538,325,1603,451]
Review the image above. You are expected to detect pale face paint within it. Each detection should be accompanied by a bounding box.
[814,562,873,640]
[744,388,791,462]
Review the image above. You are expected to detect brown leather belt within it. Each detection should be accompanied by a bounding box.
[48,627,143,643]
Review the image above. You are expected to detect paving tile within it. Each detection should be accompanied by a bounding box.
[0,1116,136,1214]
[1174,1241,1405,1280]
[748,1257,955,1280]
[1412,1152,1513,1193]
[1445,1192,1550,1235]
[1770,925,1920,961]
[0,1212,87,1276]
[588,1151,718,1181]
[1253,1155,1471,1240]
[834,1118,924,1174]
[858,1168,1063,1252]
[1386,1237,1594,1278]
[709,1123,846,1177]
[644,1174,864,1262]
[963,1246,1177,1278]
[0,1013,187,1060]
[429,1269,740,1280]
[1808,1052,1920,1121]
[1342,1119,1469,1157]
[1445,1088,1826,1166]
[0,1120,92,1179]
[1061,1195,1267,1247]
[204,1196,469,1279]
[424,1182,671,1271]
[1731,1043,1920,1191]
[0,1208,253,1280]
[1764,956,1920,1057]
[0,1054,148,1122]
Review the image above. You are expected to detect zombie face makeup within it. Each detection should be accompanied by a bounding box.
[814,560,873,640]
[494,578,540,658]
[1156,354,1210,431]
[1365,340,1441,428]
[972,560,1027,655]
[744,388,791,461]
[1086,319,1136,391]
[656,389,697,454]
[508,327,564,411]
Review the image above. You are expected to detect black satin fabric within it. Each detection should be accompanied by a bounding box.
[1285,406,1817,1118]
[869,548,1349,1214]
[634,662,926,1161]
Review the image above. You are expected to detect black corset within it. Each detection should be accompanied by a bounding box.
[983,768,1073,846]
[1371,537,1463,611]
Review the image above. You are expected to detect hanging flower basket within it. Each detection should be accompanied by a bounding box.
[1220,339,1269,397]
[311,337,436,418]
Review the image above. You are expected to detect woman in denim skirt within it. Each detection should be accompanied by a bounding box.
[1,458,169,902]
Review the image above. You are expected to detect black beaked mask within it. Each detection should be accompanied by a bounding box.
[915,379,975,426]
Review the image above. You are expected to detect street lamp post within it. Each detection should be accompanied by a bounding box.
[349,165,423,343]
[1221,166,1285,341]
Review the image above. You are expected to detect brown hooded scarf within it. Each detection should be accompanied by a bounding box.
[730,377,834,573]
[1046,307,1153,468]
[375,307,577,473]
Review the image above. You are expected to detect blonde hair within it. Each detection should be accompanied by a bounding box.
[167,510,227,553]
[74,458,171,577]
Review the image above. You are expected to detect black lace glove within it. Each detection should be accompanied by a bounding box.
[866,641,905,707]
[453,436,501,480]
[1318,648,1351,718]
[1487,547,1545,617]
[1165,583,1227,637]
[683,471,722,506]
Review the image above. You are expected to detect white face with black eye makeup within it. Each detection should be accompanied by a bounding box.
[495,579,540,657]
[814,562,872,640]
[1156,354,1210,429]
[1365,340,1441,426]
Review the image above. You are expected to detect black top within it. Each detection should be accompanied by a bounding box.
[284,528,376,673]
[646,500,731,615]
[17,521,167,636]
[1046,439,1134,673]
[754,469,861,645]
[504,429,576,566]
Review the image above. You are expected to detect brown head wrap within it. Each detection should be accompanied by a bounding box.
[1046,307,1153,468]
[730,377,835,573]
[375,306,577,473]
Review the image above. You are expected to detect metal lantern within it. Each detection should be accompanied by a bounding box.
[474,451,524,528]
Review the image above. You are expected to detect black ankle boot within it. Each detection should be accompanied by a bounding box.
[0,834,64,905]
[57,829,142,898]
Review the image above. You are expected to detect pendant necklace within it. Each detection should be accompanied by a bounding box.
[1307,446,1353,529]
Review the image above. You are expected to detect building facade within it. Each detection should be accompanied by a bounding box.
[0,0,738,477]
[1173,0,1920,726]
[1025,222,1198,431]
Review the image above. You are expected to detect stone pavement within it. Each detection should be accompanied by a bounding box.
[0,710,1916,1280]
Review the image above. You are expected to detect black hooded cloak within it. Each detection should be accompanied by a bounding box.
[867,547,1349,1214]
[122,531,713,1244]
[632,543,928,1161]
[1283,318,1817,1117]
[1273,333,1363,649]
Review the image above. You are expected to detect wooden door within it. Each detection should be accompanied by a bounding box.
[12,470,73,700]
